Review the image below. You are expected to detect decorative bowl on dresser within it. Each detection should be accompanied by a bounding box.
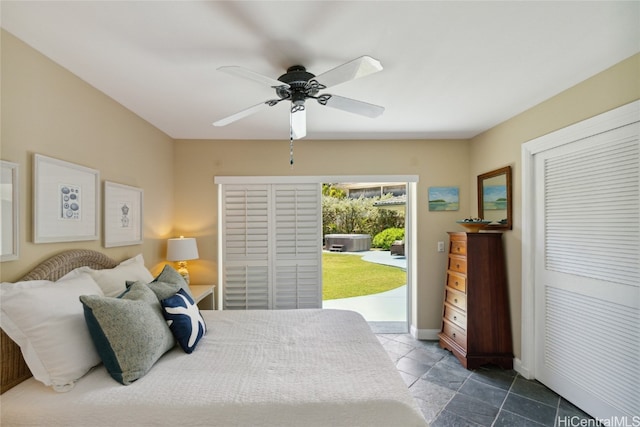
[438,231,513,369]
[455,220,492,233]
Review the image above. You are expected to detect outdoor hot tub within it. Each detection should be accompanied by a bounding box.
[325,234,371,252]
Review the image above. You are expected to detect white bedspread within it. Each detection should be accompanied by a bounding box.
[1,309,427,426]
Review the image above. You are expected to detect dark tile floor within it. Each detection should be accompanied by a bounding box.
[377,333,595,427]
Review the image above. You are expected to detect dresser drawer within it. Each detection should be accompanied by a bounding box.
[443,305,467,330]
[450,240,466,255]
[448,255,467,274]
[447,272,466,293]
[442,320,467,350]
[445,289,466,311]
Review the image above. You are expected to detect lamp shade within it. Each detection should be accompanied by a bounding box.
[166,237,199,261]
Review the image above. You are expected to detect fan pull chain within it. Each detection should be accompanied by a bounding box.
[290,136,295,167]
[289,114,294,167]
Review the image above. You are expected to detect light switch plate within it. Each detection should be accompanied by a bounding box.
[437,241,445,252]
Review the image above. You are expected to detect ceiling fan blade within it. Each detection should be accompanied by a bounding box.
[314,56,383,89]
[213,101,273,127]
[218,66,290,88]
[290,108,306,139]
[322,95,385,118]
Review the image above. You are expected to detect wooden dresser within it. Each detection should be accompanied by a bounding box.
[438,232,513,369]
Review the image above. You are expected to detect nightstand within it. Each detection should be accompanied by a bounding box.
[189,284,215,310]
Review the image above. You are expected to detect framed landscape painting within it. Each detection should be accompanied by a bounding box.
[428,186,459,211]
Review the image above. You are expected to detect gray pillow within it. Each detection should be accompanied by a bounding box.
[150,264,194,300]
[125,265,194,301]
[144,280,181,301]
[80,282,175,385]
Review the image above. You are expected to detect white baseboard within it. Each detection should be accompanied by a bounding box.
[514,358,533,379]
[410,326,440,340]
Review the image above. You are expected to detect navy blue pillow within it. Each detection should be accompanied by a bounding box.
[160,289,206,353]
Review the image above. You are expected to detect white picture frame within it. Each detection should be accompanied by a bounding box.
[104,181,143,247]
[1,160,19,261]
[34,154,99,243]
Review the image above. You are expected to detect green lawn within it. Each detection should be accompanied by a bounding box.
[322,252,406,300]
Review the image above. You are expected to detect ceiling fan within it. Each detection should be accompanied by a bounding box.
[212,56,385,140]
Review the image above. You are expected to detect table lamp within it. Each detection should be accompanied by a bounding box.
[166,236,199,285]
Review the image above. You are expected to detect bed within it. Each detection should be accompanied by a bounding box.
[0,250,427,426]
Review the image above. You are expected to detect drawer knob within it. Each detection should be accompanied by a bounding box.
[454,298,458,303]
[453,316,457,320]
[452,332,456,338]
[456,264,460,268]
[455,281,459,286]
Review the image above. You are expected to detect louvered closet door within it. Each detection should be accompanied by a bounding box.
[534,122,639,418]
[220,183,322,310]
[221,184,270,309]
[273,184,322,309]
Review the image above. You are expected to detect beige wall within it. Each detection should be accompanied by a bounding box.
[172,138,470,330]
[0,30,175,281]
[469,53,640,360]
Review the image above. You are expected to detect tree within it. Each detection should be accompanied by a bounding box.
[322,190,404,243]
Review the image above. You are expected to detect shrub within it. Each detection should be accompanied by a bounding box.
[372,228,405,250]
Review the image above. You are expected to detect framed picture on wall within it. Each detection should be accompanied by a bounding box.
[1,160,19,261]
[104,181,143,247]
[428,186,459,211]
[34,154,99,243]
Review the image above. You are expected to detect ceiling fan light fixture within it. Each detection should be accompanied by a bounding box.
[291,90,306,112]
[213,56,385,163]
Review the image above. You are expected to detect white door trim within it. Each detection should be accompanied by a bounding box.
[520,100,640,380]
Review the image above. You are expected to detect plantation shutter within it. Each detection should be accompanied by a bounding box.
[273,184,322,309]
[221,184,270,309]
[220,182,322,310]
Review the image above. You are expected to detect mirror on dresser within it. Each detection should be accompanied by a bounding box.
[477,165,512,230]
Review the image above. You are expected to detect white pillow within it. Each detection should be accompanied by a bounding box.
[79,254,153,297]
[0,273,104,392]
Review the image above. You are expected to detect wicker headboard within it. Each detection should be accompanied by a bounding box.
[1,249,118,393]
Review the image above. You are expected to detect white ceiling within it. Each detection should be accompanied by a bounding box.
[2,1,638,140]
